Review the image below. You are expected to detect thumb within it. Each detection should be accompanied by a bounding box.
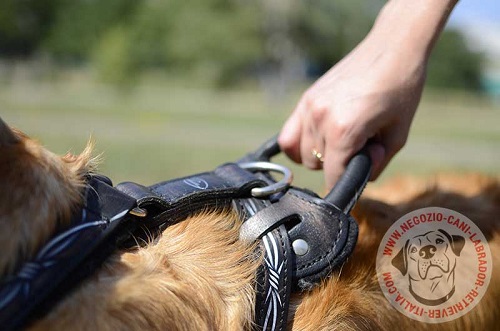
[323,139,385,189]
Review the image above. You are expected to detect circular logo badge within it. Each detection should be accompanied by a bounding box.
[376,207,492,323]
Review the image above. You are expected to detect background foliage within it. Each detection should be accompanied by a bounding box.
[0,0,485,90]
[1,0,497,190]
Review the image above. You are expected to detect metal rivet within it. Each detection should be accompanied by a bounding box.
[129,207,147,218]
[292,239,309,256]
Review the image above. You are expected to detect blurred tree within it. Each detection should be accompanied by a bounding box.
[0,0,59,57]
[90,1,172,87]
[92,0,265,85]
[92,26,138,88]
[44,0,138,62]
[290,0,384,75]
[0,0,486,91]
[426,29,484,91]
[165,0,265,84]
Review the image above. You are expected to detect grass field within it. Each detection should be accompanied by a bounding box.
[2,74,499,193]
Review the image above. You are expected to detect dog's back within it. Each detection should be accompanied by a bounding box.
[1,119,499,330]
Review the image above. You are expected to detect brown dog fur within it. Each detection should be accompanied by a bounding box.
[1,118,498,330]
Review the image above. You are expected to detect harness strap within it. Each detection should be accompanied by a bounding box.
[240,189,357,289]
[0,176,138,331]
[116,163,267,233]
[256,227,292,331]
[234,197,292,331]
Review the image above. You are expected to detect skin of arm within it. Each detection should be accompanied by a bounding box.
[278,0,459,189]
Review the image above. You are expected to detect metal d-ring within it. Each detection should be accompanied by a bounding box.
[239,162,293,198]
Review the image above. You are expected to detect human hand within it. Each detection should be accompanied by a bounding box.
[278,32,427,189]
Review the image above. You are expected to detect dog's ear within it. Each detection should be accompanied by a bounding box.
[0,117,19,146]
[391,240,409,276]
[438,229,465,256]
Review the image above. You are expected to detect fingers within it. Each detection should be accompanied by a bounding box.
[369,124,408,180]
[322,123,365,189]
[281,93,370,188]
[280,112,403,189]
[278,108,302,164]
[280,103,400,189]
[367,142,386,180]
[300,107,325,170]
[323,145,345,190]
[280,80,413,189]
[279,99,325,169]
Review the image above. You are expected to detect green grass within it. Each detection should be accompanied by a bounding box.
[1,75,498,194]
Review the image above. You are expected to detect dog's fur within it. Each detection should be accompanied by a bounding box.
[1,118,499,331]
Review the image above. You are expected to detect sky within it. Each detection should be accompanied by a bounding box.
[449,0,500,26]
[448,0,500,61]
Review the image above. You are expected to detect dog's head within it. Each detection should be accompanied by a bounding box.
[0,118,94,276]
[391,229,465,304]
[392,229,465,279]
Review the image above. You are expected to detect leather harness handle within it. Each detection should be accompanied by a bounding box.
[324,147,371,213]
[242,135,372,213]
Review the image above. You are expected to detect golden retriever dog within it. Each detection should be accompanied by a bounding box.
[1,117,498,330]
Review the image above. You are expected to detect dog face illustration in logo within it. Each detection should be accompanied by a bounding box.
[392,229,465,306]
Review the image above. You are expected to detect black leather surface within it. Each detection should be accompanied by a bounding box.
[0,176,138,331]
[116,163,267,232]
[239,188,358,291]
[254,226,292,331]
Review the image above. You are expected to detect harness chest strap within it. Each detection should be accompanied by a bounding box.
[116,163,268,232]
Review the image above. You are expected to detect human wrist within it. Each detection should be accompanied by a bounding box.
[369,0,458,60]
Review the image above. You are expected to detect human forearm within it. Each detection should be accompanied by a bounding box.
[369,0,459,59]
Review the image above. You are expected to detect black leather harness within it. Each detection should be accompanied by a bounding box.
[0,137,371,330]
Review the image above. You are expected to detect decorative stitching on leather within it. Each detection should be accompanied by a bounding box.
[288,191,345,271]
[296,225,344,271]
[258,261,266,328]
[288,190,326,208]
